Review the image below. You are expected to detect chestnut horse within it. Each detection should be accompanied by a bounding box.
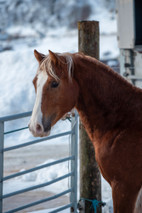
[29,50,142,213]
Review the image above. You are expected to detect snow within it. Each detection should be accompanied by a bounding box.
[6,26,39,38]
[4,159,70,195]
[0,0,118,212]
[89,0,116,35]
[0,29,118,117]
[4,157,112,212]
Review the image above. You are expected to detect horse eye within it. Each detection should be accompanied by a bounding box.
[51,81,59,88]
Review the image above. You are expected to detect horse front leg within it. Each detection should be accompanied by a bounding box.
[112,182,139,213]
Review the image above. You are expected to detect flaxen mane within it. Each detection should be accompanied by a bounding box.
[39,53,74,80]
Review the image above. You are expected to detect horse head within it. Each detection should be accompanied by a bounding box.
[29,50,79,137]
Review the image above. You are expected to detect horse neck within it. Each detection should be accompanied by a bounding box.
[73,54,141,141]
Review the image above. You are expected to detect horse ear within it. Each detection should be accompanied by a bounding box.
[49,50,58,65]
[34,49,45,63]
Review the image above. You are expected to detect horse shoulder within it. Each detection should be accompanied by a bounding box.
[94,128,142,184]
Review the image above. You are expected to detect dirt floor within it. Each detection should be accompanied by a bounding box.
[3,190,69,213]
[3,143,70,213]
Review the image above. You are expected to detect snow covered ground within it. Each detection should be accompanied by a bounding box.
[0,1,119,212]
[0,28,118,117]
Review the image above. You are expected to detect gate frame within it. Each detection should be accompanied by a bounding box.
[0,111,78,213]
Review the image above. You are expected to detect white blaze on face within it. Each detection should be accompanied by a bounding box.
[29,70,48,134]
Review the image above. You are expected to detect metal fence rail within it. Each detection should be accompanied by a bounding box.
[0,111,78,213]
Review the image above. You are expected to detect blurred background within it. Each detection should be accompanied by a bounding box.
[0,0,118,212]
[0,0,118,116]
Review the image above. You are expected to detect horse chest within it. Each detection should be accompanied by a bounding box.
[93,131,123,182]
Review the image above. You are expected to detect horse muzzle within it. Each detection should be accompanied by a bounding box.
[28,113,57,137]
[28,119,51,137]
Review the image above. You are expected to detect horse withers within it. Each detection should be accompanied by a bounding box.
[29,50,142,213]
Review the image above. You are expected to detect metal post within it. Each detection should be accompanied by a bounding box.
[78,21,102,213]
[70,111,78,212]
[0,121,4,212]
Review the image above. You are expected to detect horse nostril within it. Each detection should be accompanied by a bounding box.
[36,124,42,132]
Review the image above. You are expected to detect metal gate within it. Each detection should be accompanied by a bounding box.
[0,111,78,213]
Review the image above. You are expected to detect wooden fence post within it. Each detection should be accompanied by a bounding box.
[78,21,102,213]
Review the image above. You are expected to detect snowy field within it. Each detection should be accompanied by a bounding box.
[0,1,119,212]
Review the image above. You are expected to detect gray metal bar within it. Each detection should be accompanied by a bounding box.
[49,203,73,213]
[4,126,28,135]
[0,111,32,122]
[0,111,79,212]
[5,189,72,213]
[4,131,72,152]
[3,172,74,199]
[0,121,4,213]
[70,111,78,212]
[127,75,142,81]
[3,156,75,181]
